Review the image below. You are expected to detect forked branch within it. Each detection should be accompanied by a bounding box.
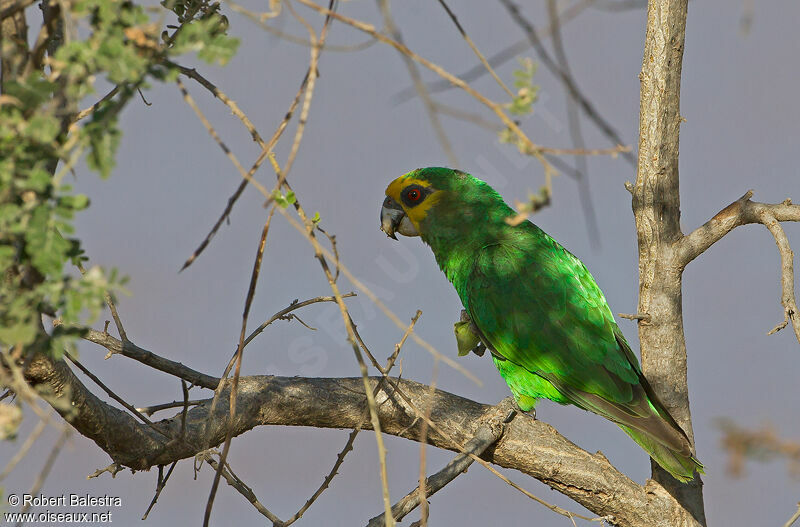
[677,191,800,344]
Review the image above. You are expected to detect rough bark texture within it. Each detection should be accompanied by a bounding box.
[22,351,702,527]
[633,0,706,523]
[0,0,28,88]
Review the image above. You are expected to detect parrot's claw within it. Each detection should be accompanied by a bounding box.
[503,409,518,423]
[510,399,536,420]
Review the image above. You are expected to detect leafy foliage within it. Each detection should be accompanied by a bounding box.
[0,0,239,356]
[508,57,538,116]
[499,58,539,154]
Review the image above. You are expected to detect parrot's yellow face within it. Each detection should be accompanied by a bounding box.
[380,174,443,239]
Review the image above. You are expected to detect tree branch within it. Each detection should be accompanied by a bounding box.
[82,329,220,389]
[632,0,705,522]
[366,416,509,527]
[22,349,701,527]
[677,192,800,344]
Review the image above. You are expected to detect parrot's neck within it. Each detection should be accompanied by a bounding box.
[420,197,517,295]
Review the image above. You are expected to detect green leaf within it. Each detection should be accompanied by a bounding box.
[85,119,122,179]
[271,189,288,208]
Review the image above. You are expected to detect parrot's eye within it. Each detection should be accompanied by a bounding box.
[401,185,428,207]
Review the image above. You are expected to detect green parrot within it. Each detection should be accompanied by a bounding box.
[379,167,702,482]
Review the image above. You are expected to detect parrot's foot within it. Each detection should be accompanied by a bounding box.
[455,310,489,357]
[510,399,536,420]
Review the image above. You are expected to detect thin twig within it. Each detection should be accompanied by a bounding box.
[224,0,377,52]
[270,164,395,525]
[366,421,504,527]
[0,0,37,20]
[178,70,307,271]
[392,0,597,103]
[180,379,190,441]
[546,0,600,248]
[204,457,283,524]
[281,0,329,176]
[141,462,178,520]
[758,210,800,344]
[499,0,634,166]
[82,329,220,389]
[378,0,458,167]
[435,0,513,98]
[172,62,266,147]
[203,206,275,527]
[74,85,121,122]
[137,399,204,416]
[64,352,170,438]
[385,310,422,374]
[210,292,357,408]
[0,416,49,480]
[176,77,270,198]
[784,502,800,527]
[276,206,480,384]
[295,0,554,175]
[78,262,127,342]
[416,360,439,527]
[243,293,356,348]
[14,425,71,527]
[282,313,416,526]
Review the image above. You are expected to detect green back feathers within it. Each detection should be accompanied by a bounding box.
[403,167,702,482]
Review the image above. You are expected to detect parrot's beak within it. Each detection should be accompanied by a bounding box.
[380,196,419,239]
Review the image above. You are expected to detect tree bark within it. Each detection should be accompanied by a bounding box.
[633,0,706,523]
[22,350,703,527]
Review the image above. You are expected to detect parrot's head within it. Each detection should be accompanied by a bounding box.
[380,167,507,241]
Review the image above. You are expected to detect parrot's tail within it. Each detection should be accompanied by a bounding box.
[617,424,704,483]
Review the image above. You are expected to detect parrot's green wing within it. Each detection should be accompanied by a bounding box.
[459,224,698,470]
[382,166,702,481]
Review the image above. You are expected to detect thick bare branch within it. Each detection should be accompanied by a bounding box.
[23,350,701,527]
[632,0,705,521]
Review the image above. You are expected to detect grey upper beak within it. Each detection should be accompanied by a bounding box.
[380,196,403,239]
[380,196,419,239]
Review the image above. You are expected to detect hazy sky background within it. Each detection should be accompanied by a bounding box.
[3,1,800,525]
